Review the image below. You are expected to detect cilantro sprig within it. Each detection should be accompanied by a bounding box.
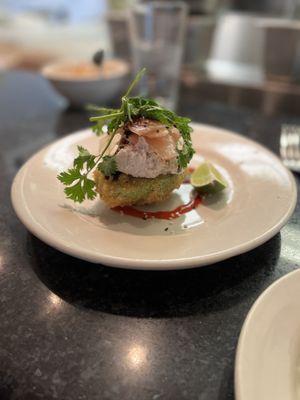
[58,68,195,203]
[57,146,117,203]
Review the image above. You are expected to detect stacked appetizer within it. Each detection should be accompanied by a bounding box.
[58,69,195,208]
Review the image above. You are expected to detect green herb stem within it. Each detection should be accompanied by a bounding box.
[123,67,146,98]
[90,111,124,122]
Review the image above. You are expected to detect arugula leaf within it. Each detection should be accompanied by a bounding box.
[98,156,118,177]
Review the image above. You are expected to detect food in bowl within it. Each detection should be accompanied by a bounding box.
[42,59,128,80]
[41,58,129,107]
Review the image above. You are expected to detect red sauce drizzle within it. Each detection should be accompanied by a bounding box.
[112,167,201,220]
[113,195,201,220]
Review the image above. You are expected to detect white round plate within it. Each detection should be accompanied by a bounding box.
[235,268,300,400]
[11,123,297,270]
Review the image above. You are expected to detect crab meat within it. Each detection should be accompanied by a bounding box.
[100,118,183,178]
[115,136,178,178]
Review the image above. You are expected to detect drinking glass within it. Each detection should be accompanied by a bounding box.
[130,1,187,110]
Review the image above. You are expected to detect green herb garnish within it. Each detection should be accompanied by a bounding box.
[98,155,118,177]
[58,68,194,203]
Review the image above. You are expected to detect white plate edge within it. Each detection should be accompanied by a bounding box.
[234,268,300,400]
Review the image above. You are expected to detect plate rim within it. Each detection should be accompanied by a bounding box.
[234,268,300,400]
[11,123,298,270]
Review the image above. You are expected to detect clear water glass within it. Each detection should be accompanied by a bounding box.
[130,1,187,110]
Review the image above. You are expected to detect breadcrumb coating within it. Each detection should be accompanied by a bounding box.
[94,171,186,208]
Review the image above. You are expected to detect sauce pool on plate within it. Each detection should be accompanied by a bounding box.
[113,195,201,220]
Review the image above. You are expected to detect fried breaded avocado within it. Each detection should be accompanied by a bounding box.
[94,170,186,208]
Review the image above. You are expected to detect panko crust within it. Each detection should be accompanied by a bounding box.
[94,171,186,208]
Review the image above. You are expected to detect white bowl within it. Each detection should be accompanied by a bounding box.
[41,59,130,108]
[0,42,22,70]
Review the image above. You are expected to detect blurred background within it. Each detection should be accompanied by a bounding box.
[2,0,300,115]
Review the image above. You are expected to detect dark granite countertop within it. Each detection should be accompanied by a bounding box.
[0,71,299,400]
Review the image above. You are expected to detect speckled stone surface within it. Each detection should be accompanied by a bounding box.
[0,71,299,400]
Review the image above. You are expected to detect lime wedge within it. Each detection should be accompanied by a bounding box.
[191,162,227,194]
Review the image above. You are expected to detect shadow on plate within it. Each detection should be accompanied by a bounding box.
[28,233,281,318]
[201,190,229,210]
[59,188,229,236]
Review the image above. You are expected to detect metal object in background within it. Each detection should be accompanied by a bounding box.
[106,0,300,115]
[182,68,300,117]
[207,12,265,85]
[232,0,297,17]
[259,19,300,83]
[206,12,300,86]
[280,124,300,172]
